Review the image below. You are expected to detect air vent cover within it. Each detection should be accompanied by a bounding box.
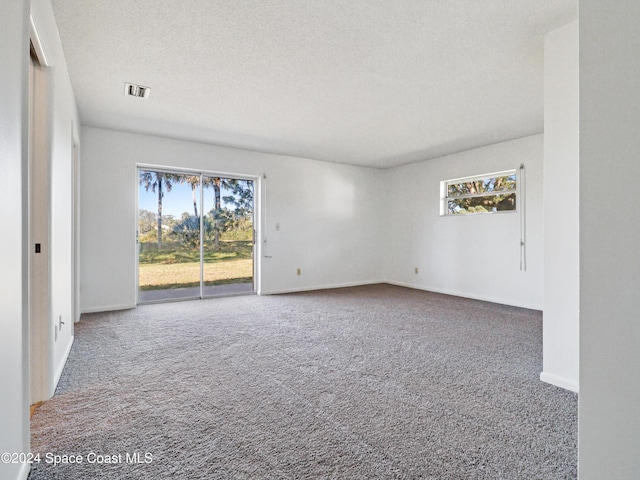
[124,83,151,99]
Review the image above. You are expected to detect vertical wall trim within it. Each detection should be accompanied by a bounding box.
[262,173,271,259]
[519,163,527,271]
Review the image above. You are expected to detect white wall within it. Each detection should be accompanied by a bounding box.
[80,127,385,312]
[579,2,640,478]
[384,135,544,310]
[30,0,80,401]
[0,2,30,479]
[541,21,579,393]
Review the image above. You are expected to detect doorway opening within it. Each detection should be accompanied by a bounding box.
[28,33,50,406]
[137,167,256,303]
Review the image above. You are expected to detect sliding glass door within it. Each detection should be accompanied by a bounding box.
[137,168,254,303]
[202,176,254,297]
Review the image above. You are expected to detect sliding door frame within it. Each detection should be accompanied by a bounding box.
[135,164,261,305]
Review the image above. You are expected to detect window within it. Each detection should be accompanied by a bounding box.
[441,170,517,215]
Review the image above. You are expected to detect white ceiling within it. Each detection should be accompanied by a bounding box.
[50,0,577,169]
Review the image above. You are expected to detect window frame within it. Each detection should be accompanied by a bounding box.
[440,169,518,216]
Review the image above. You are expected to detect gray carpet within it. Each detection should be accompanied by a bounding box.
[28,284,577,479]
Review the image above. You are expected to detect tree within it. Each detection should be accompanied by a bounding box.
[447,173,516,214]
[212,177,222,249]
[171,215,210,248]
[203,178,253,250]
[223,179,254,218]
[138,209,156,236]
[139,170,179,247]
[140,173,254,250]
[181,175,201,217]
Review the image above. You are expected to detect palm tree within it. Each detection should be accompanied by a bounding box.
[212,177,222,249]
[139,170,177,248]
[181,175,201,217]
[172,174,231,249]
[206,177,253,250]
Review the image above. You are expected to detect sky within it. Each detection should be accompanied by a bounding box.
[139,178,246,218]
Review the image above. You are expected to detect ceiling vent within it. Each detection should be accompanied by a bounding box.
[124,82,151,99]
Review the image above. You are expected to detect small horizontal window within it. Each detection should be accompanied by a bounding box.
[441,170,517,215]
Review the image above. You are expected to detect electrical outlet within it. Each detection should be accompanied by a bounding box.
[296,268,301,276]
[415,267,419,274]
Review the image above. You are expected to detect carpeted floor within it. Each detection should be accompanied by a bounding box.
[28,284,577,479]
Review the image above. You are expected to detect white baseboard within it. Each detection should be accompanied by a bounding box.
[385,281,543,311]
[262,280,385,296]
[53,335,74,390]
[81,303,136,315]
[540,371,579,393]
[80,283,540,312]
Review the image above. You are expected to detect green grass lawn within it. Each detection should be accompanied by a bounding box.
[139,240,253,290]
[139,239,253,264]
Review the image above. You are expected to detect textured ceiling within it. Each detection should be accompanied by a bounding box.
[51,0,577,168]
